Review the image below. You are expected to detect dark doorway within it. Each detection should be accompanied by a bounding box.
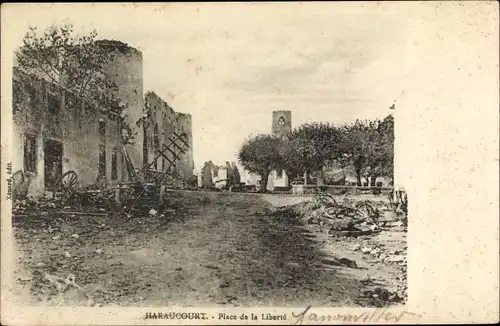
[44,139,63,190]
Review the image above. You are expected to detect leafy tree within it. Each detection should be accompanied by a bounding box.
[340,115,394,186]
[15,24,136,145]
[238,134,282,192]
[281,122,343,185]
[368,115,394,185]
[339,119,374,186]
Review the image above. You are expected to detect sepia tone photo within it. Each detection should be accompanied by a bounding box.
[7,2,407,307]
[1,2,498,325]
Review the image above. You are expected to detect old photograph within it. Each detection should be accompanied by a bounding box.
[2,2,498,325]
[8,4,407,309]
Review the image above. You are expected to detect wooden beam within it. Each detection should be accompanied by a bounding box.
[156,149,174,165]
[168,138,186,154]
[164,133,183,148]
[161,145,177,158]
[173,132,189,147]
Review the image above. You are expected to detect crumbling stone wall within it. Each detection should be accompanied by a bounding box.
[98,40,144,170]
[12,69,122,197]
[144,92,194,180]
[174,112,194,179]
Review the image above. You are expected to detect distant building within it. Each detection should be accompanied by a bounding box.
[213,165,228,190]
[199,161,215,189]
[199,161,241,190]
[269,110,291,190]
[231,162,241,184]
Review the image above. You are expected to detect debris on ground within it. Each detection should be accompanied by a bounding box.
[268,192,408,306]
[270,192,406,235]
[12,189,196,307]
[13,189,407,307]
[12,187,116,216]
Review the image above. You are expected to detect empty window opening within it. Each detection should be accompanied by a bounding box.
[24,134,37,173]
[98,118,106,143]
[47,92,60,115]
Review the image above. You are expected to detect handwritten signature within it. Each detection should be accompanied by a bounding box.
[291,306,422,324]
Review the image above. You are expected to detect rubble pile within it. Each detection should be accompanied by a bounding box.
[285,193,405,236]
[67,187,116,212]
[12,188,117,216]
[13,194,63,215]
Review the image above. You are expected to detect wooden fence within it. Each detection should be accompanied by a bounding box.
[291,184,394,195]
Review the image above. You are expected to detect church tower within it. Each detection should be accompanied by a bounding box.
[267,110,292,191]
[271,110,292,140]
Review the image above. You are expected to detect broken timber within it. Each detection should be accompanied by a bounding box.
[118,132,190,209]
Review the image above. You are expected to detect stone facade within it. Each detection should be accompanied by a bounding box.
[12,69,123,197]
[174,112,194,179]
[97,40,144,172]
[11,39,200,196]
[271,110,291,188]
[199,161,215,189]
[199,161,240,190]
[271,110,292,140]
[143,92,194,180]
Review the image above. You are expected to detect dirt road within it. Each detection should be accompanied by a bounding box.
[13,191,401,307]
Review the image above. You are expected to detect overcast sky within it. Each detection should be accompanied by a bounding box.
[3,3,410,170]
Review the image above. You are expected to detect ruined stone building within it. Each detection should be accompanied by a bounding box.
[143,92,194,180]
[198,161,240,190]
[12,39,196,197]
[199,161,216,189]
[12,41,144,196]
[12,68,124,196]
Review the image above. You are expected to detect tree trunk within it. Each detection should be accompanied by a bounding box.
[304,170,308,185]
[355,171,362,187]
[316,168,325,185]
[371,175,378,187]
[260,169,269,193]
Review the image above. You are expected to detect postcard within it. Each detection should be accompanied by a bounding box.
[1,2,498,325]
